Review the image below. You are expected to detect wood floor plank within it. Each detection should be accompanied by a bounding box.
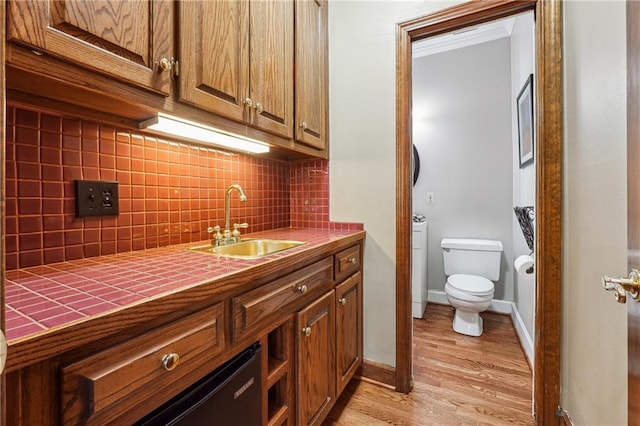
[324,304,534,425]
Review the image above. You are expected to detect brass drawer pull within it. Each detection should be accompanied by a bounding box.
[162,353,180,371]
[298,284,308,294]
[302,326,312,337]
[339,297,347,306]
[348,257,357,265]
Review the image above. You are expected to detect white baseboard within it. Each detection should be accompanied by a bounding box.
[427,290,448,305]
[426,290,511,314]
[510,302,534,366]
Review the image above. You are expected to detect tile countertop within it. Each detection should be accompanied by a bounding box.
[5,227,365,344]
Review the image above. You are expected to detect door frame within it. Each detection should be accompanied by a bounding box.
[395,1,562,425]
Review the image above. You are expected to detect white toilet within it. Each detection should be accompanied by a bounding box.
[441,238,503,336]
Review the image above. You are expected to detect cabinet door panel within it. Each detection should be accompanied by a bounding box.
[250,0,294,139]
[297,290,335,426]
[7,0,172,95]
[336,272,363,395]
[179,0,250,122]
[295,0,328,151]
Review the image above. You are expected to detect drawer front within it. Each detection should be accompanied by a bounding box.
[61,303,225,425]
[233,257,333,342]
[334,244,361,282]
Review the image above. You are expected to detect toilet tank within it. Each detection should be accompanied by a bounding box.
[441,238,503,280]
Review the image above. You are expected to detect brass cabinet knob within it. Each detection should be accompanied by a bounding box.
[300,122,308,130]
[162,353,180,371]
[298,284,308,294]
[348,257,357,265]
[302,326,312,337]
[158,57,173,73]
[339,297,346,306]
[243,98,253,108]
[254,102,264,114]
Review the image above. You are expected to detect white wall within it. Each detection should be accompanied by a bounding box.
[563,1,627,424]
[412,39,514,300]
[329,0,461,367]
[510,12,536,361]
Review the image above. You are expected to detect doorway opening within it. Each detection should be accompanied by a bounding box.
[396,1,562,425]
[409,9,536,417]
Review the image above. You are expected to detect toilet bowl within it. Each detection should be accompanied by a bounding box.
[441,238,502,337]
[444,274,494,336]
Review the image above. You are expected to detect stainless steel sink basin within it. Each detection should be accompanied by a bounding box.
[188,239,305,259]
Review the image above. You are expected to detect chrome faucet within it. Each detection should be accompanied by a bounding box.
[208,184,249,247]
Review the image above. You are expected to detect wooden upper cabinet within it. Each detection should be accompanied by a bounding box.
[295,0,328,152]
[179,0,294,139]
[249,0,294,139]
[6,0,173,95]
[178,0,249,124]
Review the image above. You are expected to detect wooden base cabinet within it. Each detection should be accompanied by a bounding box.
[296,291,336,426]
[336,272,363,395]
[295,246,363,426]
[4,239,364,426]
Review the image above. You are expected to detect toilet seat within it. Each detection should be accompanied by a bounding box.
[446,274,494,296]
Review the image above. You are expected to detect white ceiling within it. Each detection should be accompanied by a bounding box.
[412,17,516,59]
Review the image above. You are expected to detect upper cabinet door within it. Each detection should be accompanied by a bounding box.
[6,0,173,95]
[179,0,293,140]
[179,0,250,123]
[295,0,328,151]
[249,0,294,139]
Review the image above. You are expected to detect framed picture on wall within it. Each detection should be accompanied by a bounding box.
[517,74,534,168]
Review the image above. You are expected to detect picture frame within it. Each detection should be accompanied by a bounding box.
[517,74,535,168]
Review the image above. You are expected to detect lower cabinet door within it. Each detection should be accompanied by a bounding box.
[296,290,335,426]
[336,272,363,395]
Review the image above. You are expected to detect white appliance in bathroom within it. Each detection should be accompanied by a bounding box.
[412,220,428,318]
[441,238,503,336]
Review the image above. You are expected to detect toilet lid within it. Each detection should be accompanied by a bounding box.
[447,274,494,295]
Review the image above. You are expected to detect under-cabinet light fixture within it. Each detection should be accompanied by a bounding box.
[140,113,270,154]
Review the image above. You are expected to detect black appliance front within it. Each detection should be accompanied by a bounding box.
[136,343,262,426]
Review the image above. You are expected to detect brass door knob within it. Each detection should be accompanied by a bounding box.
[243,98,253,108]
[348,257,357,264]
[602,269,640,303]
[302,326,312,337]
[300,122,308,130]
[339,297,346,306]
[254,102,264,114]
[162,353,180,371]
[298,285,308,294]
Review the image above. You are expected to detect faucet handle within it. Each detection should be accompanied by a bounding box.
[208,225,223,244]
[232,223,249,238]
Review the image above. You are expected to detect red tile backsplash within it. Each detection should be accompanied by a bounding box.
[5,104,361,271]
[6,105,292,269]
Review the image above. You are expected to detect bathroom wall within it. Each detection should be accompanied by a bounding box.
[412,38,514,301]
[510,12,536,364]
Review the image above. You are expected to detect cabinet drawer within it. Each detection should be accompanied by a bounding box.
[61,303,225,425]
[334,244,361,282]
[233,257,333,342]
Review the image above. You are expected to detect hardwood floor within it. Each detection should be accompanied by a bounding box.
[324,303,534,425]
